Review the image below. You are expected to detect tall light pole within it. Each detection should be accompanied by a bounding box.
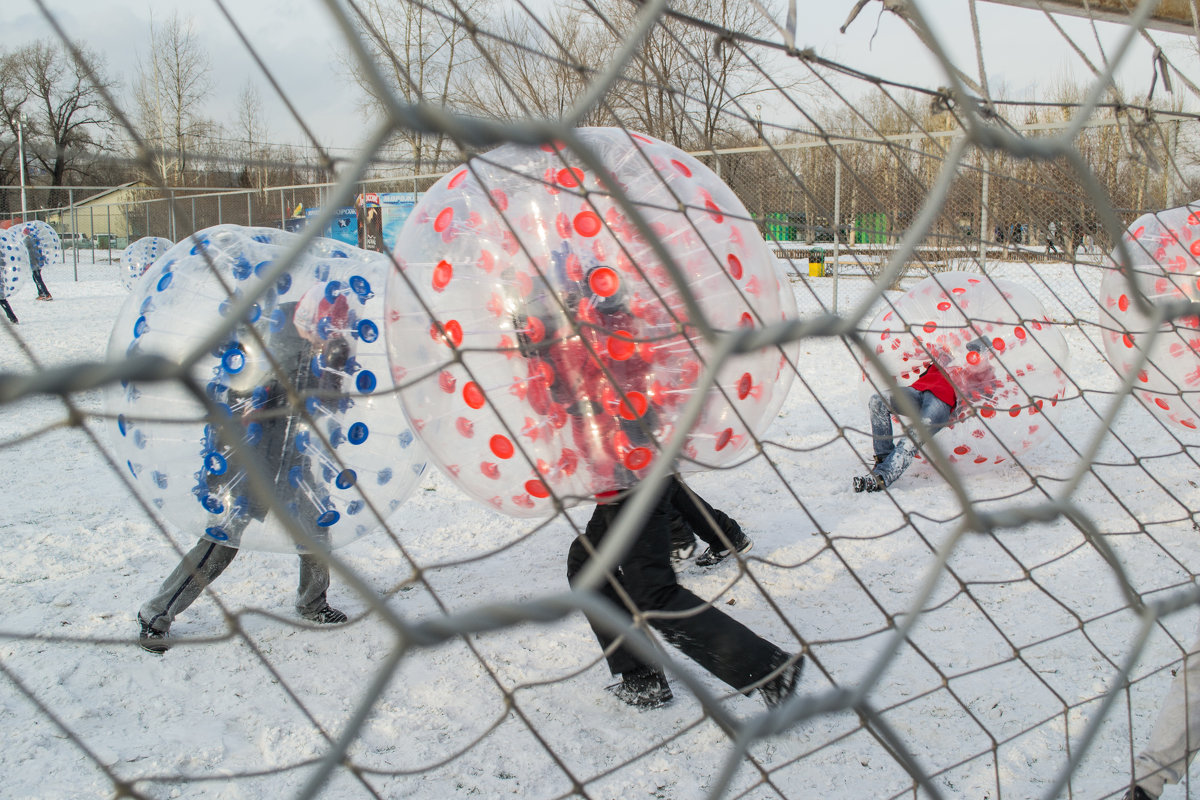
[17,111,28,220]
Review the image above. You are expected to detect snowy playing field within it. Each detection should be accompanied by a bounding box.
[2,249,1198,799]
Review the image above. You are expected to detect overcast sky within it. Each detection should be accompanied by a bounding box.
[9,0,1197,154]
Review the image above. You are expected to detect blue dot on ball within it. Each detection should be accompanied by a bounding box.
[245,421,263,446]
[288,465,304,488]
[205,526,230,541]
[316,509,340,527]
[357,319,378,343]
[205,451,228,475]
[355,370,377,394]
[335,469,357,489]
[348,422,368,444]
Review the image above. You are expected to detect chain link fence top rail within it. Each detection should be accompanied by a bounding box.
[5,0,1200,798]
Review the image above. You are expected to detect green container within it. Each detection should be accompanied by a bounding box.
[766,212,797,242]
[97,234,110,249]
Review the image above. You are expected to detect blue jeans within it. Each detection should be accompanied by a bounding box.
[869,388,954,488]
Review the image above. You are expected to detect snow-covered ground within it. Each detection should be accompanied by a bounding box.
[2,250,1199,800]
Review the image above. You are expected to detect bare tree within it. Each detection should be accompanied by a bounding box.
[234,81,272,192]
[345,0,490,173]
[0,40,116,208]
[454,4,614,127]
[596,0,788,149]
[133,11,213,185]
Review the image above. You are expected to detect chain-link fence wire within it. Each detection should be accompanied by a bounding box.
[6,0,1200,798]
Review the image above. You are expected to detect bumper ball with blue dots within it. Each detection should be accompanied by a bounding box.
[106,224,427,553]
[19,220,63,269]
[0,227,29,300]
[121,236,173,291]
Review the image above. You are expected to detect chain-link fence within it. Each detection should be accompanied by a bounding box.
[5,1,1200,799]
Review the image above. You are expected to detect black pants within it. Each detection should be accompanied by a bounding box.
[667,478,742,551]
[567,476,785,691]
[31,271,50,298]
[0,299,15,323]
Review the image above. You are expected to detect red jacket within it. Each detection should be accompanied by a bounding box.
[910,362,957,409]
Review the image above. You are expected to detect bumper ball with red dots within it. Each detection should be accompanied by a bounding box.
[0,228,28,300]
[105,224,427,552]
[860,272,1070,467]
[121,236,173,291]
[384,127,798,517]
[1099,204,1200,431]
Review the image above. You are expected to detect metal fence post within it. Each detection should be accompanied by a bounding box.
[979,157,989,274]
[69,188,78,280]
[247,192,252,226]
[217,193,222,227]
[832,153,841,313]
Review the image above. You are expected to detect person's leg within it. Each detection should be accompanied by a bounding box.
[619,490,787,692]
[669,476,743,551]
[868,391,901,462]
[139,538,239,633]
[0,299,16,323]
[1133,629,1200,798]
[31,271,50,299]
[873,390,953,488]
[567,501,649,677]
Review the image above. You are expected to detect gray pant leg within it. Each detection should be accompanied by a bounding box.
[139,539,239,633]
[1135,628,1200,798]
[294,553,331,617]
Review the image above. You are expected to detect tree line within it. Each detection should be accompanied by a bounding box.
[1,0,1195,242]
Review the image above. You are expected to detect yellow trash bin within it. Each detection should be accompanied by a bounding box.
[808,247,825,277]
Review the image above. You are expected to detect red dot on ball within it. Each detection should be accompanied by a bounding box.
[432,260,453,291]
[589,266,619,297]
[671,159,692,177]
[607,331,635,360]
[557,168,584,188]
[575,211,602,237]
[727,254,744,280]
[490,434,515,459]
[737,373,753,399]
[624,447,652,470]
[525,479,549,498]
[463,381,485,409]
[619,391,648,420]
[434,207,454,232]
[716,428,734,451]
